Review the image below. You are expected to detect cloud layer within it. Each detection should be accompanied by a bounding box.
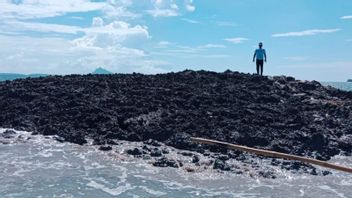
[341,15,352,20]
[0,0,180,74]
[0,0,198,74]
[0,0,105,19]
[272,29,341,37]
[147,0,195,17]
[224,37,248,44]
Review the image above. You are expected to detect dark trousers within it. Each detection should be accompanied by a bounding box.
[256,60,264,76]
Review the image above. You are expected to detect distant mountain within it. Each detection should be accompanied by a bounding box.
[0,73,48,81]
[0,67,113,81]
[347,79,352,82]
[92,67,113,75]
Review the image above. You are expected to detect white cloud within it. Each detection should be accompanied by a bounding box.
[171,3,179,10]
[224,37,248,44]
[0,0,142,21]
[1,18,149,41]
[0,1,187,75]
[1,6,150,38]
[272,29,341,37]
[185,4,195,12]
[341,15,352,20]
[198,44,225,49]
[0,29,22,35]
[181,18,200,24]
[154,0,163,6]
[0,35,80,74]
[0,0,105,19]
[72,19,150,51]
[148,0,179,17]
[103,0,140,19]
[0,15,165,74]
[2,20,82,34]
[146,0,195,17]
[185,0,195,12]
[71,16,85,20]
[158,41,172,45]
[85,21,149,37]
[0,0,195,20]
[0,34,167,74]
[156,41,175,48]
[147,9,179,17]
[92,17,104,27]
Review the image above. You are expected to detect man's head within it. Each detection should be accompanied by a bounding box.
[259,42,263,48]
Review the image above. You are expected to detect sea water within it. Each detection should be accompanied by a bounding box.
[320,82,352,91]
[1,129,352,198]
[1,82,352,197]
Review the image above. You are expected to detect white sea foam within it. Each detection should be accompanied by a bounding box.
[138,186,167,196]
[1,128,352,197]
[86,181,134,196]
[318,185,348,198]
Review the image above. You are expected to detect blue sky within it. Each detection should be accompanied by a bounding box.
[0,0,351,81]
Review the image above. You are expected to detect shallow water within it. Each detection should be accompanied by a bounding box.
[321,82,352,91]
[1,129,352,197]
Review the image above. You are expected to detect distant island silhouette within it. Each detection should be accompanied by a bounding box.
[0,73,48,81]
[92,67,113,75]
[0,67,113,81]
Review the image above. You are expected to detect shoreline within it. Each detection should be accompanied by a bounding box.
[0,128,332,178]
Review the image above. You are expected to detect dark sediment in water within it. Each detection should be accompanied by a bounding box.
[1,70,351,176]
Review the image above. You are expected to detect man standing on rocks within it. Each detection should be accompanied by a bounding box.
[253,42,267,76]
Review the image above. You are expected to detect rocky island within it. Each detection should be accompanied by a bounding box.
[1,70,351,178]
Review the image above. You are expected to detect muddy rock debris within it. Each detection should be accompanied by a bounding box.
[1,70,351,175]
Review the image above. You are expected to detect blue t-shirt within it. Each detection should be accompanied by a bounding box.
[254,49,266,60]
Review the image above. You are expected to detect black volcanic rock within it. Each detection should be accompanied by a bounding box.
[99,145,112,151]
[150,149,163,157]
[213,159,231,171]
[1,129,16,139]
[0,70,352,163]
[127,148,143,156]
[153,157,179,168]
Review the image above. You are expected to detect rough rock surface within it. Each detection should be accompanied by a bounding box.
[0,70,351,173]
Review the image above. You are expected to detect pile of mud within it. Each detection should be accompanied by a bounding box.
[1,70,351,176]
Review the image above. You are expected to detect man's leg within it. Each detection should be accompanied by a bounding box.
[256,61,260,75]
[260,63,263,76]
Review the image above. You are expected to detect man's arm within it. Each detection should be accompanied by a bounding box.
[253,50,256,62]
[264,50,267,62]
